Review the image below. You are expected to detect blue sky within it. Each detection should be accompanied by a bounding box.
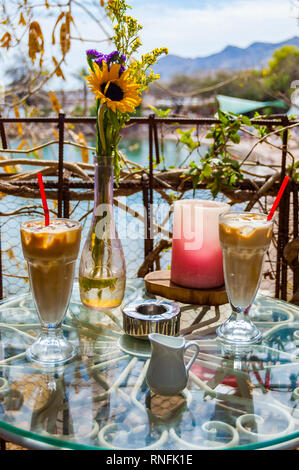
[65,0,299,63]
[128,0,299,57]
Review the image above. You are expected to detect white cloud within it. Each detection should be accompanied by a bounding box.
[130,0,299,57]
[2,0,298,90]
[56,0,298,89]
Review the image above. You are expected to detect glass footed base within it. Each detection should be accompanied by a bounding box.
[26,329,77,366]
[216,318,262,345]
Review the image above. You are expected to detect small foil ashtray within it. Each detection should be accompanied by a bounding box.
[122,299,181,340]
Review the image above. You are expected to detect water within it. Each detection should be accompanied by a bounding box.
[17,135,208,168]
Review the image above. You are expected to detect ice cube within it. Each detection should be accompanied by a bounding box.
[43,234,54,248]
[238,226,255,237]
[23,232,32,245]
[66,231,77,244]
[65,222,76,229]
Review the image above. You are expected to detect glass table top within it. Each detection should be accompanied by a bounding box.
[0,280,298,450]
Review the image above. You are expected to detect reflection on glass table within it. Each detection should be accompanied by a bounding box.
[0,280,298,450]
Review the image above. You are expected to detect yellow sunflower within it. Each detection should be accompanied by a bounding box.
[86,61,142,114]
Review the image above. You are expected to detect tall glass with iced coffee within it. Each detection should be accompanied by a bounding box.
[21,218,81,365]
[216,212,273,345]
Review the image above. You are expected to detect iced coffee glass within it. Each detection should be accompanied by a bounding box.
[216,212,273,345]
[21,218,82,365]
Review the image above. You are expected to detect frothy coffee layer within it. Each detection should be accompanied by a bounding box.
[21,219,81,260]
[23,219,78,232]
[219,213,273,249]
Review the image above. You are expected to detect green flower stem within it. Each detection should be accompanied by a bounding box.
[89,156,115,299]
[98,103,107,156]
[96,100,100,156]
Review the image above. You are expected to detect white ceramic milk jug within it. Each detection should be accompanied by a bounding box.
[146,333,200,396]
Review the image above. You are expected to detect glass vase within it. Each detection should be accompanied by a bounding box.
[79,155,126,309]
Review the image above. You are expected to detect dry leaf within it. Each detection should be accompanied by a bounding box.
[19,12,26,26]
[14,106,23,136]
[67,129,89,163]
[78,132,89,163]
[53,128,59,139]
[52,56,65,80]
[49,91,61,114]
[6,249,20,268]
[60,22,70,56]
[28,21,44,64]
[0,32,12,49]
[52,12,65,46]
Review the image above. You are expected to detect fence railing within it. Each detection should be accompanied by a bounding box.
[0,112,298,303]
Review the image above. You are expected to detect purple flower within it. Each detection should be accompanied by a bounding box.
[87,49,127,74]
[106,51,119,63]
[86,49,100,59]
[94,54,105,67]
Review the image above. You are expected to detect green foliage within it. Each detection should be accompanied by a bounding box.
[268,46,299,74]
[148,105,171,118]
[252,110,291,143]
[167,71,269,103]
[90,102,97,117]
[263,45,299,95]
[251,111,272,138]
[183,110,246,197]
[291,160,299,182]
[72,104,84,116]
[176,128,199,152]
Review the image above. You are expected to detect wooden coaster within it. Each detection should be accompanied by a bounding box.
[144,270,228,306]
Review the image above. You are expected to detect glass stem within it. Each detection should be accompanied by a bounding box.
[41,325,63,336]
[230,304,251,322]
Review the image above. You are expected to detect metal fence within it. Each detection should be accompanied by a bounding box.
[0,112,298,302]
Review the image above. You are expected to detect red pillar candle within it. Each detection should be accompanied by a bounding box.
[171,200,230,289]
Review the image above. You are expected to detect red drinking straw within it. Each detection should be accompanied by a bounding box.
[37,172,50,226]
[267,175,290,221]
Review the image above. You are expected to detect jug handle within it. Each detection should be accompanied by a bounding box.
[185,341,200,372]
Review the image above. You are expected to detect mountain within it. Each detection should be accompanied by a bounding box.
[154,36,299,81]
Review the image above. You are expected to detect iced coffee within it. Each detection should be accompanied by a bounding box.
[20,218,81,365]
[219,212,273,309]
[217,212,273,345]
